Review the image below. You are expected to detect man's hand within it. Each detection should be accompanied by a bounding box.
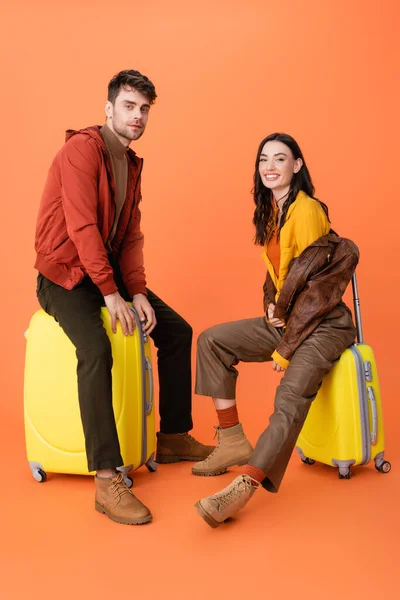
[267,303,285,328]
[104,291,136,336]
[272,360,285,373]
[132,293,157,334]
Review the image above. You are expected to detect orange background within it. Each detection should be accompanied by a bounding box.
[1,1,399,599]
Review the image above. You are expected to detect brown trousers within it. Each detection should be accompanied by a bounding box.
[195,305,356,493]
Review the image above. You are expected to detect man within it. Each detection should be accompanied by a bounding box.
[34,69,213,525]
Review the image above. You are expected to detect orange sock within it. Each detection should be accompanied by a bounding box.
[243,465,266,485]
[216,405,239,429]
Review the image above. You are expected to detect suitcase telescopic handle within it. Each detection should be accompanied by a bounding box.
[129,306,154,415]
[367,386,378,445]
[351,273,364,344]
[145,357,154,415]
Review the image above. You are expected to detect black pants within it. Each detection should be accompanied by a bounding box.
[36,271,193,472]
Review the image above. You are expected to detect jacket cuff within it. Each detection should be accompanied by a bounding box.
[98,277,118,296]
[272,350,290,370]
[128,283,148,298]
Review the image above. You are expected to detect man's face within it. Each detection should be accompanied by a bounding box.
[106,86,150,145]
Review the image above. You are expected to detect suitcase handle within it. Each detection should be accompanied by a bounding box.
[129,305,154,416]
[145,357,154,416]
[351,273,364,344]
[367,386,378,445]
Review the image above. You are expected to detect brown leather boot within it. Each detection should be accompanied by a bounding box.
[95,473,152,525]
[155,432,214,464]
[195,475,259,528]
[192,423,253,476]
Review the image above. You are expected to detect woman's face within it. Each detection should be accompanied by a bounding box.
[258,140,302,195]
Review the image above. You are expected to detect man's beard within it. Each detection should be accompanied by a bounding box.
[114,120,144,142]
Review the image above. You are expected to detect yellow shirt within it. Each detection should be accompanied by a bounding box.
[262,190,331,302]
[262,191,331,370]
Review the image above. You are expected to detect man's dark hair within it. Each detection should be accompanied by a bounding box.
[108,69,157,105]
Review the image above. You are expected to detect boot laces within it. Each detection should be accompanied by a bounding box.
[212,425,221,441]
[185,433,201,447]
[201,426,221,464]
[217,479,248,508]
[110,473,132,499]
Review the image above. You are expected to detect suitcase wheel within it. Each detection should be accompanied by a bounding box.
[338,468,351,479]
[301,457,315,466]
[375,460,391,474]
[32,468,47,483]
[146,459,158,473]
[124,476,134,488]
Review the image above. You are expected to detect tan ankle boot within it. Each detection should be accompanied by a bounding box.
[195,475,259,528]
[95,473,152,525]
[191,423,253,476]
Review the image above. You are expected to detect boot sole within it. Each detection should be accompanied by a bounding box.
[194,501,223,528]
[156,455,208,464]
[192,456,251,477]
[95,502,152,525]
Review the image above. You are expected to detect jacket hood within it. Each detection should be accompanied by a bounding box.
[64,125,138,159]
[65,125,105,144]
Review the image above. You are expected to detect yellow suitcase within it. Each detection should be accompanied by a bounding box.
[24,307,157,486]
[296,274,391,479]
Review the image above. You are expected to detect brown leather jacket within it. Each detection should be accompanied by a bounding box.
[263,232,359,363]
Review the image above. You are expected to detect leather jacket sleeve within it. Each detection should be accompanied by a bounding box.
[273,243,359,363]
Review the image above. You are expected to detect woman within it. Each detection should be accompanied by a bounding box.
[193,133,359,528]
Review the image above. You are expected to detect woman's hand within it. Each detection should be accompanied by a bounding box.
[272,360,285,372]
[266,303,285,328]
